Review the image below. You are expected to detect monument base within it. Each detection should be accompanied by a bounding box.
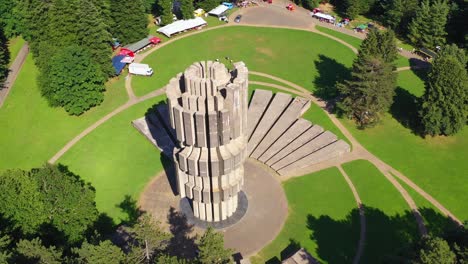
[179,191,248,230]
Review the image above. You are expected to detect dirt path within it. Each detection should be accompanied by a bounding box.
[48,88,166,163]
[338,166,366,264]
[0,43,29,108]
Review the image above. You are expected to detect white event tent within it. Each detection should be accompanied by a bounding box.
[208,5,229,17]
[157,17,207,37]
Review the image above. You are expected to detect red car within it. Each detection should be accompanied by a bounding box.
[286,3,295,10]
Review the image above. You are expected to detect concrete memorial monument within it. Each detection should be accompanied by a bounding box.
[166,61,249,222]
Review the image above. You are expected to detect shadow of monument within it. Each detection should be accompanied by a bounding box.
[409,58,431,72]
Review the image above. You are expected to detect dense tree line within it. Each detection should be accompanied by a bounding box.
[331,0,466,50]
[0,164,234,264]
[2,0,149,115]
[0,24,9,90]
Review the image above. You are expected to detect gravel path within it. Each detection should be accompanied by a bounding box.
[0,43,29,108]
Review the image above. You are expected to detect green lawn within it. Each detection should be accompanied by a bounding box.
[248,74,296,90]
[342,160,419,263]
[315,25,410,68]
[7,36,25,67]
[0,55,128,171]
[133,26,355,97]
[252,167,357,264]
[341,70,468,221]
[58,96,166,222]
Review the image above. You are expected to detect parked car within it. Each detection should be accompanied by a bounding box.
[219,15,229,22]
[234,15,242,23]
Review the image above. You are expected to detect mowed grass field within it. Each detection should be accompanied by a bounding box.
[315,25,410,68]
[252,167,357,264]
[341,160,419,263]
[341,69,468,221]
[132,26,355,96]
[0,55,128,171]
[58,96,166,222]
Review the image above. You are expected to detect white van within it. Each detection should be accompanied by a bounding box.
[129,63,153,76]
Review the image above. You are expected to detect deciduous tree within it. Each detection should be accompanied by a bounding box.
[419,56,468,136]
[416,236,457,264]
[39,45,105,115]
[0,170,45,235]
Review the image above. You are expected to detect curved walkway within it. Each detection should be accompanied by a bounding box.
[338,166,366,264]
[0,43,29,108]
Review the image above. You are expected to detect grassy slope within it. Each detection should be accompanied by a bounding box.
[342,160,419,263]
[341,70,468,220]
[252,167,357,264]
[0,55,128,170]
[315,25,410,68]
[58,96,166,222]
[7,36,25,67]
[133,26,355,96]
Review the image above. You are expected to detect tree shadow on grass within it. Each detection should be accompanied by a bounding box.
[118,195,143,226]
[304,206,461,264]
[313,55,351,102]
[390,87,422,135]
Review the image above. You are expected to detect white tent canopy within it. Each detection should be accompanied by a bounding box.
[312,12,335,21]
[208,5,229,17]
[157,17,207,37]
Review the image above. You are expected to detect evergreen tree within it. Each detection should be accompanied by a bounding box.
[359,28,398,65]
[154,254,189,264]
[0,170,45,235]
[76,0,114,77]
[382,0,419,35]
[110,0,149,44]
[126,214,171,263]
[40,45,105,115]
[73,241,125,264]
[197,227,233,264]
[0,234,12,264]
[32,164,99,243]
[408,0,450,48]
[438,43,467,66]
[419,56,468,136]
[47,0,79,48]
[160,0,174,25]
[337,55,397,127]
[180,0,195,19]
[15,238,62,264]
[416,236,457,264]
[0,25,10,89]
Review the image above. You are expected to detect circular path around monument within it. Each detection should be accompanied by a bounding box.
[139,159,288,257]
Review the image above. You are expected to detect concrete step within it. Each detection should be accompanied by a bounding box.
[271,131,337,171]
[258,119,312,163]
[266,125,324,166]
[250,97,310,159]
[248,92,292,155]
[247,89,273,139]
[277,140,351,175]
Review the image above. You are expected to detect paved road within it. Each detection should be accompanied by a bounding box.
[0,43,29,108]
